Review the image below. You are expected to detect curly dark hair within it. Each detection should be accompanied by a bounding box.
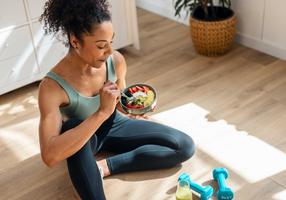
[39,0,111,47]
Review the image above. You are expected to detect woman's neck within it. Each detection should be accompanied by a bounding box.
[63,50,97,77]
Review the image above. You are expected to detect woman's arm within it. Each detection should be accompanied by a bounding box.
[112,51,151,119]
[38,79,114,168]
[112,51,128,113]
[113,51,127,91]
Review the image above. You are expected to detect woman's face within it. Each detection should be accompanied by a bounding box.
[71,21,114,68]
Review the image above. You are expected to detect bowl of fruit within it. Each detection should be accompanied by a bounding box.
[120,84,157,115]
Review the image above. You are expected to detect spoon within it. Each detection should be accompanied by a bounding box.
[121,92,135,102]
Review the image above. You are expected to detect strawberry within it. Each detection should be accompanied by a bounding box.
[142,86,150,92]
[132,86,138,93]
[126,104,143,109]
[136,86,144,92]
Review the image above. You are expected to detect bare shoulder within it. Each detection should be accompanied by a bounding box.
[39,77,62,98]
[111,51,127,88]
[38,77,68,113]
[112,50,127,74]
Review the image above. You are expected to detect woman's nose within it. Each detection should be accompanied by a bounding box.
[105,43,113,55]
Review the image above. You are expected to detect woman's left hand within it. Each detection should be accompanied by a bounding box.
[125,106,156,120]
[116,102,156,120]
[126,113,150,120]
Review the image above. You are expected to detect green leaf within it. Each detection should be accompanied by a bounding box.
[173,0,232,18]
[174,0,184,9]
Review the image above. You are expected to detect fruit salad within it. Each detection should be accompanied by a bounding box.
[124,85,155,109]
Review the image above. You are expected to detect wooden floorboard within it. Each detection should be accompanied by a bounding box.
[0,8,286,200]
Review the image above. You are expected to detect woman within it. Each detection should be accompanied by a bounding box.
[38,0,195,199]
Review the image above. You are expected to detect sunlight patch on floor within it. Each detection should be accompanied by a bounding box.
[152,103,286,183]
[7,105,26,115]
[273,190,286,200]
[0,103,12,116]
[0,117,40,162]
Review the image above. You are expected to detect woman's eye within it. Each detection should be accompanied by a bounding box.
[97,46,105,49]
[96,42,113,49]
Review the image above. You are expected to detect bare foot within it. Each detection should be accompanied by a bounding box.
[97,159,110,178]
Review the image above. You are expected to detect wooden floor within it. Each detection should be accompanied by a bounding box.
[1,8,286,200]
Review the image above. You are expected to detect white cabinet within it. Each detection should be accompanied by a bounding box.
[0,0,33,83]
[0,0,27,29]
[0,0,139,95]
[31,22,68,74]
[37,43,68,74]
[0,25,39,90]
[110,0,131,49]
[0,26,34,60]
[232,0,286,60]
[0,52,38,87]
[26,0,46,20]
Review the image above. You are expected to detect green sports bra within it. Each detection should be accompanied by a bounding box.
[45,56,117,120]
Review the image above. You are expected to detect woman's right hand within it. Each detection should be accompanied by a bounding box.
[98,81,121,118]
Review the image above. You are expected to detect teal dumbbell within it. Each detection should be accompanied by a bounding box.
[178,173,213,200]
[213,168,234,200]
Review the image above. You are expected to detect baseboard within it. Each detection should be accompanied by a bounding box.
[236,33,286,60]
[136,0,286,60]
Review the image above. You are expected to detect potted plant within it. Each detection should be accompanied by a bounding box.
[173,0,237,56]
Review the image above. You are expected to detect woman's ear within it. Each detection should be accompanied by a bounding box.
[69,34,80,49]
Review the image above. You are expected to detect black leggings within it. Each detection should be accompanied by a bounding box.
[61,110,195,200]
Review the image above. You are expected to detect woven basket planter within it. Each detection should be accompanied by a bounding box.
[190,9,237,56]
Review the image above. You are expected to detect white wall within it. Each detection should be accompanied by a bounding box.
[136,0,286,60]
[136,0,189,25]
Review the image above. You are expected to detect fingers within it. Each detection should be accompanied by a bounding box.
[141,114,150,119]
[103,80,114,85]
[102,81,120,98]
[126,113,150,120]
[104,82,118,91]
[110,88,120,97]
[150,106,156,112]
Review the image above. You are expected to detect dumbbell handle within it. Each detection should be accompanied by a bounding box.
[187,179,207,194]
[178,173,213,200]
[217,173,227,190]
